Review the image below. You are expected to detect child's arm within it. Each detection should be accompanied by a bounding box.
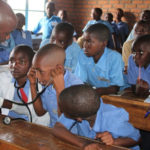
[28,67,47,116]
[51,66,65,116]
[95,86,119,96]
[136,79,149,98]
[52,122,102,150]
[96,131,139,148]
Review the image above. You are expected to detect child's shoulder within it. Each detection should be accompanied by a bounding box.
[105,47,122,59]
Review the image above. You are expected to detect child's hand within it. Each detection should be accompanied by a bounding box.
[50,65,65,93]
[136,79,149,98]
[83,143,102,150]
[27,67,36,85]
[95,132,114,145]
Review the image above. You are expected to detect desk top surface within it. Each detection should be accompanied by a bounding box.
[0,115,129,150]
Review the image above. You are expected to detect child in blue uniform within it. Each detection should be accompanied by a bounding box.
[52,85,140,150]
[32,2,61,41]
[31,44,82,127]
[75,23,124,96]
[12,13,32,48]
[50,22,81,73]
[124,34,150,98]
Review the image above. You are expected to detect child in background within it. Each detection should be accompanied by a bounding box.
[75,23,124,96]
[126,10,150,42]
[122,20,150,70]
[32,2,61,41]
[124,34,150,98]
[113,8,129,48]
[50,23,81,73]
[57,10,68,22]
[52,84,140,150]
[30,44,82,127]
[0,45,50,126]
[12,13,32,48]
[82,8,114,49]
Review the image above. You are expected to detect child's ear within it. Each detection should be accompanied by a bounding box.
[103,40,108,47]
[56,64,64,72]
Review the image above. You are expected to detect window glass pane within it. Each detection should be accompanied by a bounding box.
[7,0,26,10]
[28,11,44,31]
[28,0,45,11]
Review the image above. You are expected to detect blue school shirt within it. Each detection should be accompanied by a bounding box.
[32,16,61,40]
[8,79,30,121]
[115,21,129,43]
[65,42,81,73]
[0,34,15,63]
[75,47,124,88]
[11,29,33,48]
[82,20,114,33]
[127,55,150,87]
[58,99,140,150]
[41,70,83,127]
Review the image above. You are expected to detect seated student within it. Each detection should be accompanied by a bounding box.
[104,12,119,50]
[126,10,150,42]
[50,22,81,73]
[75,23,124,96]
[30,44,82,127]
[52,84,140,150]
[12,13,32,48]
[0,45,50,126]
[82,8,114,49]
[122,20,150,71]
[0,34,15,65]
[113,8,129,49]
[124,34,150,98]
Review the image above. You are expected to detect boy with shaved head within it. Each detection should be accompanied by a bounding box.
[52,85,140,150]
[30,44,82,127]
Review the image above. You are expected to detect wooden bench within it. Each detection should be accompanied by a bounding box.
[0,115,130,150]
[102,95,150,131]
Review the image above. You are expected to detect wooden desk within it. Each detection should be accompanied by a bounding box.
[102,95,150,131]
[0,115,129,150]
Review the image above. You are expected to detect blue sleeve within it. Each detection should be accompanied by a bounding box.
[25,31,33,48]
[111,109,140,142]
[127,55,136,85]
[32,18,42,34]
[74,51,88,83]
[103,21,114,33]
[109,52,124,86]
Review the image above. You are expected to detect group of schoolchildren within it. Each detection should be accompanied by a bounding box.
[1,1,150,150]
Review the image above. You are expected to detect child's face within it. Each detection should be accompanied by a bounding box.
[134,43,150,67]
[50,31,71,49]
[91,9,99,20]
[83,32,105,57]
[9,51,30,80]
[16,15,25,30]
[140,11,150,21]
[32,57,54,86]
[134,24,149,39]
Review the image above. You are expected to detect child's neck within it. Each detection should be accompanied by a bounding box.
[16,76,27,87]
[87,114,97,128]
[116,18,122,23]
[93,49,104,63]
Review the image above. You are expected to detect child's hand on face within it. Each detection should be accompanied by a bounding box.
[95,132,114,145]
[50,65,65,93]
[27,67,36,85]
[83,143,102,150]
[136,79,149,98]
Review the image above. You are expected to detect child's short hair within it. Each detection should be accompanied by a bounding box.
[132,34,150,52]
[59,84,100,118]
[85,23,110,42]
[94,8,103,17]
[54,22,74,40]
[117,8,124,17]
[12,45,35,64]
